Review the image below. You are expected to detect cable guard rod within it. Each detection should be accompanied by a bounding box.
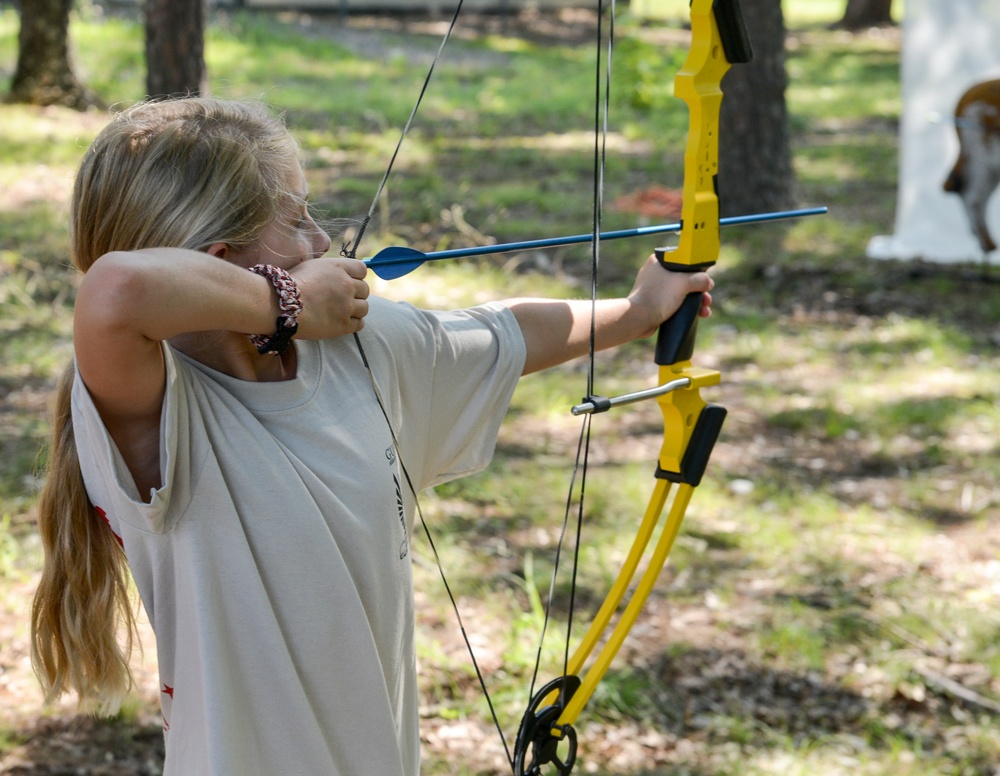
[571,377,692,416]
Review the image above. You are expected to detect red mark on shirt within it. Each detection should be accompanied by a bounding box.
[162,685,174,732]
[94,505,123,548]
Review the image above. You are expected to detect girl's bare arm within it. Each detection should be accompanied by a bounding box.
[504,255,714,375]
[73,249,369,495]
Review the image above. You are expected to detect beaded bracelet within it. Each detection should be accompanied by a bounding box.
[247,264,303,356]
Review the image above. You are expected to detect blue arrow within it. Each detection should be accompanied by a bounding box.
[363,206,827,279]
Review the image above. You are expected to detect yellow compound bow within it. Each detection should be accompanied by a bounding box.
[510,2,752,773]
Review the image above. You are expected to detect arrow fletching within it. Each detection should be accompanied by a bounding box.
[365,245,428,280]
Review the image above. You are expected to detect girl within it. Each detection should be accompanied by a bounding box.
[31,97,712,775]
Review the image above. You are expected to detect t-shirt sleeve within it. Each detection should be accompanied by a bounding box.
[71,344,196,537]
[364,299,526,490]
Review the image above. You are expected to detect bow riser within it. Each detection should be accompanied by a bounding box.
[671,0,752,272]
[656,367,721,478]
[655,0,752,369]
[673,1,728,269]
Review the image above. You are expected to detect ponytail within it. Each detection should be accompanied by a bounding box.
[31,362,138,715]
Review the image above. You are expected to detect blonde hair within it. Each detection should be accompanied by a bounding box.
[32,97,301,713]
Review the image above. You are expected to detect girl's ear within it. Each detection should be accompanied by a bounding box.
[205,242,230,259]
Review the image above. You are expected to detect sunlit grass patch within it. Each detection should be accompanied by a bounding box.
[72,14,145,100]
[0,106,100,171]
[788,53,901,124]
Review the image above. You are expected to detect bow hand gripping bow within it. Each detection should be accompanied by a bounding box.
[510,2,751,773]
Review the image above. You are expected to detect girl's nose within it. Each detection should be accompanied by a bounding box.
[315,225,332,257]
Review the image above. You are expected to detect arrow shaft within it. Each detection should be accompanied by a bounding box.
[365,206,826,269]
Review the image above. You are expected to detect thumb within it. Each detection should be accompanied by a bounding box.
[686,271,714,294]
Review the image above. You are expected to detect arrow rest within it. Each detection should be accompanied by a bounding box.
[512,675,582,776]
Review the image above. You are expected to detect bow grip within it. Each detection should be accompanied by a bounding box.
[653,247,714,366]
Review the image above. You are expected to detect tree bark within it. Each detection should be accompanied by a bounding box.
[7,0,101,109]
[145,0,207,99]
[836,0,895,30]
[717,0,794,217]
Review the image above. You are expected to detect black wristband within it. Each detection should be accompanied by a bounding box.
[252,316,299,356]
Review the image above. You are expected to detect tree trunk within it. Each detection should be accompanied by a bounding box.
[717,0,794,217]
[7,0,101,109]
[145,0,207,99]
[837,0,895,30]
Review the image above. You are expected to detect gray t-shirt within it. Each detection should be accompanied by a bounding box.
[71,298,526,776]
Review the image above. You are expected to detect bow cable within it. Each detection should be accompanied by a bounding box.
[352,331,512,767]
[526,0,617,708]
[341,0,468,261]
[340,1,515,768]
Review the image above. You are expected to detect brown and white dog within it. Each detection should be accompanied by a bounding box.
[943,79,1000,254]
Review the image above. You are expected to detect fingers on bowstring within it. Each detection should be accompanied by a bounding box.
[346,258,369,279]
